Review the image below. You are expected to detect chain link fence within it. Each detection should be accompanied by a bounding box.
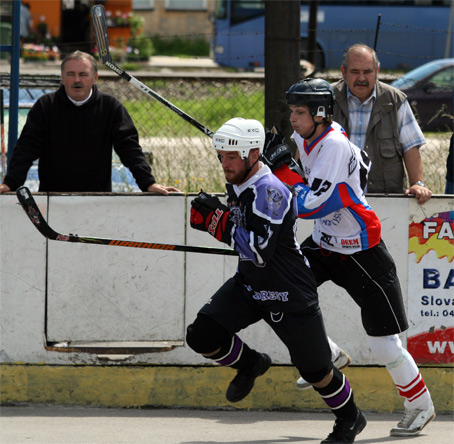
[97,75,265,193]
[1,73,452,193]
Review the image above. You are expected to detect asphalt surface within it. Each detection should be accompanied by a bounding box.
[0,405,453,444]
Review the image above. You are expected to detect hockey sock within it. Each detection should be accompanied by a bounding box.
[314,367,357,419]
[209,334,260,372]
[386,349,432,410]
[369,335,432,410]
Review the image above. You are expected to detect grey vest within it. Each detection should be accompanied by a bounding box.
[333,80,407,194]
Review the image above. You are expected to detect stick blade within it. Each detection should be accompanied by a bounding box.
[91,5,112,65]
[16,186,58,240]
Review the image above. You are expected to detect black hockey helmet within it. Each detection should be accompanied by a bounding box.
[285,78,335,118]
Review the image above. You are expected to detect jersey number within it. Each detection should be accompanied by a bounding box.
[359,151,371,191]
[311,178,332,196]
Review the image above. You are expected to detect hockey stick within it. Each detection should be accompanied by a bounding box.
[0,89,6,177]
[91,4,214,138]
[16,187,238,256]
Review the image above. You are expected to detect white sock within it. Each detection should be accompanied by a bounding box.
[369,335,432,410]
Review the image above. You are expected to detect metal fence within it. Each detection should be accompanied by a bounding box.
[97,74,266,193]
[1,73,452,193]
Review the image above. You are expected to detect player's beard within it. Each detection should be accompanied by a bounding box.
[223,167,246,185]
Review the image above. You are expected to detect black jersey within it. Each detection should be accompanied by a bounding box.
[227,164,318,313]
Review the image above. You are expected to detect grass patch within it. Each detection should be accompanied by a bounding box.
[150,35,210,57]
[118,81,264,192]
[123,84,265,137]
[106,79,450,194]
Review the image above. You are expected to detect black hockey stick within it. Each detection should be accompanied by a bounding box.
[91,4,214,138]
[16,187,238,256]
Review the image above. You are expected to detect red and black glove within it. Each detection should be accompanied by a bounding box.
[190,191,233,244]
[263,125,307,186]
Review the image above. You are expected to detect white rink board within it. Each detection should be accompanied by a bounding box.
[46,195,186,343]
[1,193,450,365]
[0,194,47,362]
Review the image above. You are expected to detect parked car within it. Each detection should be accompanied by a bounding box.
[2,88,55,136]
[0,162,141,193]
[22,162,140,192]
[391,59,454,132]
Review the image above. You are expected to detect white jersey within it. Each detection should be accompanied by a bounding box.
[292,122,381,254]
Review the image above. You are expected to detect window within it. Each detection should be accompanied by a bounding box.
[431,67,454,89]
[133,0,155,9]
[231,0,265,25]
[165,0,207,10]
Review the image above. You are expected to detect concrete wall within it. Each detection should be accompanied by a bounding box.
[1,192,453,412]
[2,191,452,365]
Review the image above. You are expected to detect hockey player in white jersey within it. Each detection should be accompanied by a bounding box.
[187,117,366,444]
[262,78,435,440]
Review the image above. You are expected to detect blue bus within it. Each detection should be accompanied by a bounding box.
[212,0,454,71]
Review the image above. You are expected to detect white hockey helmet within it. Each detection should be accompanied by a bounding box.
[212,118,265,159]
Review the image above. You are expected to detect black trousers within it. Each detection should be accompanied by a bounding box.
[199,277,333,382]
[301,237,409,336]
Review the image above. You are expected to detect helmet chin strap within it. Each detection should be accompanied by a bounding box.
[241,156,259,182]
[305,119,320,140]
[305,107,326,140]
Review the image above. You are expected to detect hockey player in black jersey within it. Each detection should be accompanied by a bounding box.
[187,117,366,444]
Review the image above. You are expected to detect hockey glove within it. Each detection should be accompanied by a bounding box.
[263,126,307,186]
[263,125,295,171]
[190,191,233,244]
[264,125,286,152]
[262,141,294,172]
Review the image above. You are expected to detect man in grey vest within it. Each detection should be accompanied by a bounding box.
[333,44,432,204]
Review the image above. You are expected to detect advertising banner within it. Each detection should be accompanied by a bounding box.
[407,202,454,364]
